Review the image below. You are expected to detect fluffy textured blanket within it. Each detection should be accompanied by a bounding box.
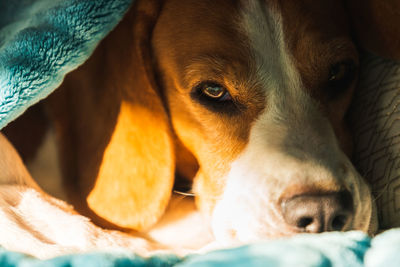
[1,0,400,266]
[0,0,132,128]
[1,231,400,267]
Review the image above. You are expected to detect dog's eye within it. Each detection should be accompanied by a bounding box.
[327,60,357,97]
[196,82,232,101]
[329,61,355,82]
[191,81,241,115]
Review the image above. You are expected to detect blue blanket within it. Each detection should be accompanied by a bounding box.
[0,0,132,128]
[0,0,399,266]
[1,230,400,267]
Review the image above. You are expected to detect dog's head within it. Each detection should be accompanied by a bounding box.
[151,0,372,243]
[86,0,400,243]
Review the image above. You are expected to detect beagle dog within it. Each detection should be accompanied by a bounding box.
[1,0,400,259]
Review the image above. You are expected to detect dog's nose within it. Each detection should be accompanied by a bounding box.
[281,191,353,233]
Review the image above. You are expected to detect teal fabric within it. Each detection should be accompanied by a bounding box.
[0,247,181,267]
[177,231,369,267]
[3,230,400,267]
[2,230,399,266]
[365,229,400,267]
[0,0,133,129]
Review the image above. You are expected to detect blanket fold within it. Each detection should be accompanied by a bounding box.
[0,0,132,129]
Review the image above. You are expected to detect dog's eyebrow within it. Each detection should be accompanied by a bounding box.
[182,55,227,87]
[317,38,359,62]
[182,54,251,93]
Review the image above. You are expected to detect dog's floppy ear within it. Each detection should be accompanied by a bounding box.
[86,0,175,231]
[49,0,174,231]
[86,0,174,231]
[345,0,400,60]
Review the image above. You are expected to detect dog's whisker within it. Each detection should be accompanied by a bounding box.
[173,190,196,197]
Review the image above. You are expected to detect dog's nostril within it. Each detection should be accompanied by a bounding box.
[297,217,313,229]
[282,191,353,233]
[331,214,348,231]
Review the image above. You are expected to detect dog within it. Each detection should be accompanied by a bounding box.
[1,0,400,259]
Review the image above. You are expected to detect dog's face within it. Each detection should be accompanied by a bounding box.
[152,0,375,243]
